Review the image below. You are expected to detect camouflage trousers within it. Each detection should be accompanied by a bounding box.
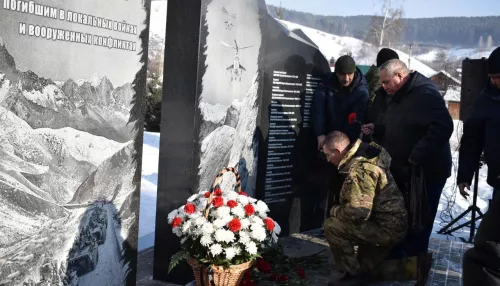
[323,216,405,275]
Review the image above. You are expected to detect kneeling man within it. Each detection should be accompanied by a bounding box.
[322,131,407,285]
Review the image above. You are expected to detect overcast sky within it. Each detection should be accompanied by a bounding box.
[0,0,147,86]
[265,0,499,18]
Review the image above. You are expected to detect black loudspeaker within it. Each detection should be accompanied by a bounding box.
[459,58,489,122]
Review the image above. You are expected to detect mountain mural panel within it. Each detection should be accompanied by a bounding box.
[0,0,148,285]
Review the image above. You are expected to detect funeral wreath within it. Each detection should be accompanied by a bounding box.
[168,167,281,286]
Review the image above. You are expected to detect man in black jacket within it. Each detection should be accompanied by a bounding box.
[460,47,500,286]
[312,55,369,146]
[362,48,400,144]
[374,59,454,258]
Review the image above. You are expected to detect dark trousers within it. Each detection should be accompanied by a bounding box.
[388,177,447,258]
[463,188,500,286]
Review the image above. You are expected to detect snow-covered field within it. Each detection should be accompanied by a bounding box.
[415,48,495,62]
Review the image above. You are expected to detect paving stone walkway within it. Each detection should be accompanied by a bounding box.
[137,231,471,286]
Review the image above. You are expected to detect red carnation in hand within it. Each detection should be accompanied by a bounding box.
[348,112,357,124]
[184,203,196,214]
[244,204,255,216]
[263,218,275,232]
[212,196,224,207]
[227,200,238,208]
[228,218,242,232]
[256,258,271,273]
[204,192,211,198]
[238,191,249,196]
[171,217,182,228]
[214,187,222,196]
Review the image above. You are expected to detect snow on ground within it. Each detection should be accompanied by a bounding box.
[278,20,436,77]
[150,1,168,38]
[432,120,494,239]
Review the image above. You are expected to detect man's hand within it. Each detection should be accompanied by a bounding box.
[317,135,326,150]
[361,123,374,135]
[458,182,470,199]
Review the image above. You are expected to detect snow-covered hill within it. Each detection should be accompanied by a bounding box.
[278,20,436,77]
[416,48,495,62]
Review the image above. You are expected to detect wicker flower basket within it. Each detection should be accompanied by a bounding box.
[188,258,253,286]
[188,167,254,286]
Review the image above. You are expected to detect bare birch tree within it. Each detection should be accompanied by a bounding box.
[275,1,285,20]
[366,0,405,47]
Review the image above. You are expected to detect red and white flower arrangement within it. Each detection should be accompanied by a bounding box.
[167,183,281,271]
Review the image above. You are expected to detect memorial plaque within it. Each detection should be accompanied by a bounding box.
[0,0,149,285]
[154,0,329,283]
[255,19,330,236]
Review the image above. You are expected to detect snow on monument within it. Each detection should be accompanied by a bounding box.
[0,0,148,285]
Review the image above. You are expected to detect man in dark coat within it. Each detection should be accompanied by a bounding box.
[312,55,369,145]
[460,47,500,286]
[311,55,369,227]
[374,59,454,258]
[362,48,400,144]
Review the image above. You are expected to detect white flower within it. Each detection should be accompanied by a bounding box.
[271,232,278,243]
[167,210,179,224]
[215,229,235,243]
[250,216,264,226]
[248,197,257,203]
[216,206,231,219]
[226,192,238,201]
[239,231,251,244]
[181,237,188,244]
[172,227,182,237]
[255,201,270,214]
[240,218,251,230]
[202,222,215,234]
[213,218,226,229]
[194,216,207,226]
[225,246,238,260]
[245,241,258,255]
[210,244,223,256]
[182,220,192,233]
[197,198,209,209]
[250,224,267,242]
[234,246,242,255]
[237,195,249,205]
[187,193,199,202]
[231,206,245,218]
[200,234,213,246]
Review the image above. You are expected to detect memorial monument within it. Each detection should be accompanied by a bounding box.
[0,0,150,285]
[155,0,330,283]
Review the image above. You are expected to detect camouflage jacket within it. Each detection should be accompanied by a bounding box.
[331,139,408,231]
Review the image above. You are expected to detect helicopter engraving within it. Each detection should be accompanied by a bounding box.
[222,7,236,30]
[221,39,253,82]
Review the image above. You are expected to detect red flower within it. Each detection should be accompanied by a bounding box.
[271,274,288,282]
[244,204,255,216]
[238,191,249,196]
[214,187,222,196]
[296,268,306,279]
[278,275,289,282]
[227,200,238,208]
[348,112,357,124]
[204,192,211,198]
[256,258,271,273]
[263,218,275,232]
[212,196,224,207]
[171,217,182,227]
[184,203,196,214]
[228,218,242,232]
